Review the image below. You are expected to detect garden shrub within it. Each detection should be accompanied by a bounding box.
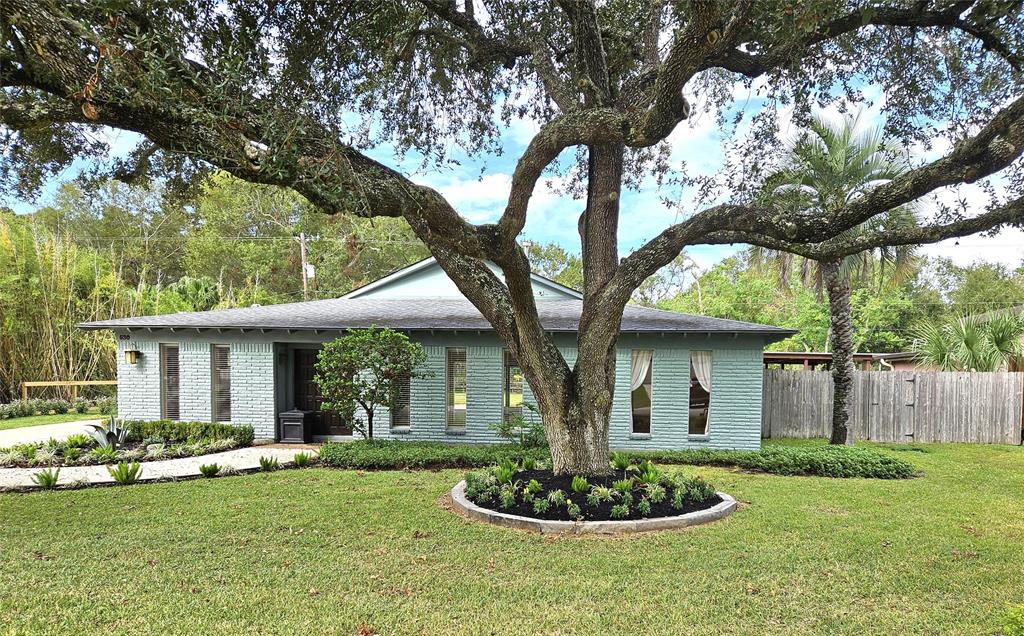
[0,398,75,420]
[121,420,254,446]
[319,439,549,470]
[95,396,117,415]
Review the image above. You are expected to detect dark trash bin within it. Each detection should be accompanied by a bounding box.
[279,409,313,443]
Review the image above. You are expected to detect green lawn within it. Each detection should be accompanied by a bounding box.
[1,441,1022,635]
[0,411,101,432]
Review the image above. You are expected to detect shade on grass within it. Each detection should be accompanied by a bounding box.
[1,441,1022,634]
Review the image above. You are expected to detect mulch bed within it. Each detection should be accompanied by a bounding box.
[470,468,722,522]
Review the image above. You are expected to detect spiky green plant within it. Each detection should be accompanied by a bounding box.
[293,452,311,467]
[259,456,280,472]
[107,462,143,485]
[32,468,60,490]
[570,475,590,493]
[199,463,220,477]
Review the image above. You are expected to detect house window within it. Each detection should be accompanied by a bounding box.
[211,345,231,423]
[446,347,467,432]
[630,350,653,434]
[160,344,180,420]
[689,351,713,435]
[390,373,411,429]
[503,350,524,423]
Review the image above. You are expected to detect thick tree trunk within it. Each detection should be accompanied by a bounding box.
[822,259,855,446]
[541,141,625,475]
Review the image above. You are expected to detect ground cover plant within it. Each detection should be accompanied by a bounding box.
[0,441,1020,634]
[0,420,253,468]
[463,455,720,522]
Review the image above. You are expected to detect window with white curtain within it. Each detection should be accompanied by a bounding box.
[689,351,713,435]
[630,350,653,434]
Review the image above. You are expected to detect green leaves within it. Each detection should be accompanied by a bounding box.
[912,313,1024,372]
[314,327,428,438]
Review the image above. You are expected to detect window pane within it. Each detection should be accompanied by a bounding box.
[630,350,653,434]
[161,344,180,420]
[446,348,467,431]
[503,350,523,423]
[391,373,411,428]
[212,345,231,422]
[689,351,712,435]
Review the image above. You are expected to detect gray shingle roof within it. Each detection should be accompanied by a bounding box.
[79,297,796,340]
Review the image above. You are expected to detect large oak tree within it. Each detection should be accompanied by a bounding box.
[3,1,1023,474]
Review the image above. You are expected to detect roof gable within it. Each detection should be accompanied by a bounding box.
[342,257,582,300]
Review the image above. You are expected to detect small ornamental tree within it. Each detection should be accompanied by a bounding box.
[314,328,428,439]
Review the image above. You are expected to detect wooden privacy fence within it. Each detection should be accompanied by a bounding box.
[762,369,1024,444]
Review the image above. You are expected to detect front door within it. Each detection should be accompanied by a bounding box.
[293,348,352,437]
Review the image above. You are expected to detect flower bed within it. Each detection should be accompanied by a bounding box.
[462,454,721,523]
[0,420,254,468]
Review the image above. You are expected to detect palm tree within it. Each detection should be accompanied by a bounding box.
[752,113,919,445]
[913,313,1024,372]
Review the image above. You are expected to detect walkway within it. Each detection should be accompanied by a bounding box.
[0,445,318,490]
[0,420,100,448]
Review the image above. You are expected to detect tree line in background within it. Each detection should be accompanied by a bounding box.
[0,173,428,401]
[3,172,1023,401]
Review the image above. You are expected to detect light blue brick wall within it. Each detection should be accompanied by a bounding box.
[114,332,276,439]
[378,335,509,443]
[229,340,276,439]
[179,340,212,422]
[116,338,161,420]
[112,329,765,449]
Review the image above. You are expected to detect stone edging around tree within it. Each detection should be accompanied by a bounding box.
[450,480,737,535]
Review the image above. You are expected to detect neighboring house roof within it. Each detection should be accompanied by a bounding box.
[975,305,1024,321]
[79,297,796,341]
[342,257,583,300]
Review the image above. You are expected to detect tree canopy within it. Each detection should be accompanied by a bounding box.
[5,0,1024,473]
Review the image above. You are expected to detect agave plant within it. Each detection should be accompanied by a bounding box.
[87,417,129,450]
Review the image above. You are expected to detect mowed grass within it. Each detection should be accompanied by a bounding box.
[0,411,101,432]
[1,441,1022,635]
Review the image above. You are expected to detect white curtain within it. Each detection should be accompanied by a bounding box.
[630,350,653,395]
[691,351,713,392]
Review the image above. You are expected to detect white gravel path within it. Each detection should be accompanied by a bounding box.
[0,445,318,490]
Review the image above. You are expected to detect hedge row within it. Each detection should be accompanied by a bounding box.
[319,440,915,479]
[627,444,916,479]
[319,440,549,470]
[122,420,255,447]
[0,396,116,420]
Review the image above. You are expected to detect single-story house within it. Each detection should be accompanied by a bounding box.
[80,258,795,451]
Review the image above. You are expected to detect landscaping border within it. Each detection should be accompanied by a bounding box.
[450,480,737,535]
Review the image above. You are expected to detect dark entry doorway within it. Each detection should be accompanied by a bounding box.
[293,348,352,436]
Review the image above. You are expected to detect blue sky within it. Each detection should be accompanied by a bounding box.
[7,79,1022,277]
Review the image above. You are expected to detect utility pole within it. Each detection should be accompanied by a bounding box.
[298,232,309,300]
